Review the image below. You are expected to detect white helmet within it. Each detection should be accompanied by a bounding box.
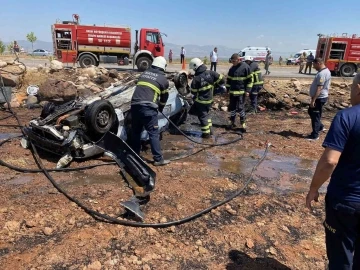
[244,56,253,62]
[189,58,203,71]
[152,56,167,71]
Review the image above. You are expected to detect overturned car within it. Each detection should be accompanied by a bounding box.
[21,71,190,220]
[21,71,190,167]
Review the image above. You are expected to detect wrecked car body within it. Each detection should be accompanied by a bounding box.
[21,71,190,168]
[20,71,190,220]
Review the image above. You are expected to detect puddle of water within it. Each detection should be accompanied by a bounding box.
[0,133,22,140]
[64,172,122,187]
[177,147,326,194]
[7,176,33,185]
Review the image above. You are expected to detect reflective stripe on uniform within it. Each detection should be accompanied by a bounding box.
[254,70,263,85]
[195,99,213,104]
[201,123,211,133]
[247,73,254,88]
[227,76,246,80]
[137,81,161,94]
[208,119,212,127]
[229,90,245,95]
[215,74,224,84]
[159,101,167,105]
[192,84,213,92]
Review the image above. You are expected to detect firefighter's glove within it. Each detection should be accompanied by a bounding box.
[159,105,165,113]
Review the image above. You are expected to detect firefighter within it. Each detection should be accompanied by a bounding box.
[130,56,170,166]
[226,53,253,130]
[189,57,225,138]
[244,56,263,113]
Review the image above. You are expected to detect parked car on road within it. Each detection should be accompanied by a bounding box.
[28,49,52,56]
[286,49,316,65]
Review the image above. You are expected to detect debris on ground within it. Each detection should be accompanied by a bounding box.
[0,63,351,269]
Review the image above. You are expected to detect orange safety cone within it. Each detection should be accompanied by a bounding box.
[182,58,186,70]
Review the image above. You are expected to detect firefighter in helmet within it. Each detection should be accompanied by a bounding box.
[226,53,253,131]
[244,55,263,113]
[189,57,225,138]
[130,56,170,166]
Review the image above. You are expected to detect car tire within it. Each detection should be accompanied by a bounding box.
[340,63,356,77]
[136,57,152,71]
[174,72,189,96]
[84,100,116,139]
[79,54,97,68]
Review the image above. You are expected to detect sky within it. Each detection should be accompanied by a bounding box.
[1,0,359,57]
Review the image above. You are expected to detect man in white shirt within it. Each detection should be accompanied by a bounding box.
[180,47,186,64]
[210,47,218,71]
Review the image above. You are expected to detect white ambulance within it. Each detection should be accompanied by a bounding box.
[229,46,271,63]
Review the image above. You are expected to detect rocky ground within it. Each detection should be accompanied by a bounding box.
[0,62,352,269]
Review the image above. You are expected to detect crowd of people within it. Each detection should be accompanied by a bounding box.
[131,52,360,269]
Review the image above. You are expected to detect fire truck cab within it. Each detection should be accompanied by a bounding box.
[52,14,166,71]
[316,33,360,77]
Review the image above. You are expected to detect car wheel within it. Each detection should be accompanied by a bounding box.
[340,64,356,77]
[85,100,116,139]
[79,54,97,68]
[174,72,189,96]
[136,57,151,71]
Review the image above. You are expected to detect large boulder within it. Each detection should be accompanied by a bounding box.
[50,60,64,71]
[79,66,97,78]
[0,61,7,68]
[38,79,77,102]
[0,74,19,87]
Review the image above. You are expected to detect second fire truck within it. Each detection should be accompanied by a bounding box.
[315,33,360,77]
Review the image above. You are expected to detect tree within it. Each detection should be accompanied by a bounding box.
[26,32,37,51]
[0,40,5,54]
[7,41,14,52]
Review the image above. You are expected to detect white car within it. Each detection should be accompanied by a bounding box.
[287,49,316,65]
[229,46,271,63]
[28,49,52,56]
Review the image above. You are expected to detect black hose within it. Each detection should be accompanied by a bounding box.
[161,111,244,146]
[30,137,270,227]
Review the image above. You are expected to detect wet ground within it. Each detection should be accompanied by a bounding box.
[0,107,335,269]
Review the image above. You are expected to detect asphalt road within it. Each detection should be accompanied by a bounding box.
[19,58,355,80]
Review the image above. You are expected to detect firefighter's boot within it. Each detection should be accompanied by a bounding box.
[240,122,247,133]
[226,121,236,130]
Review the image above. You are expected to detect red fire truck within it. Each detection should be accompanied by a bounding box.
[51,14,166,71]
[315,33,360,76]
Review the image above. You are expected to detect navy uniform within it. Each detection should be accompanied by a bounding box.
[245,56,264,113]
[130,56,170,166]
[226,54,253,130]
[189,58,225,138]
